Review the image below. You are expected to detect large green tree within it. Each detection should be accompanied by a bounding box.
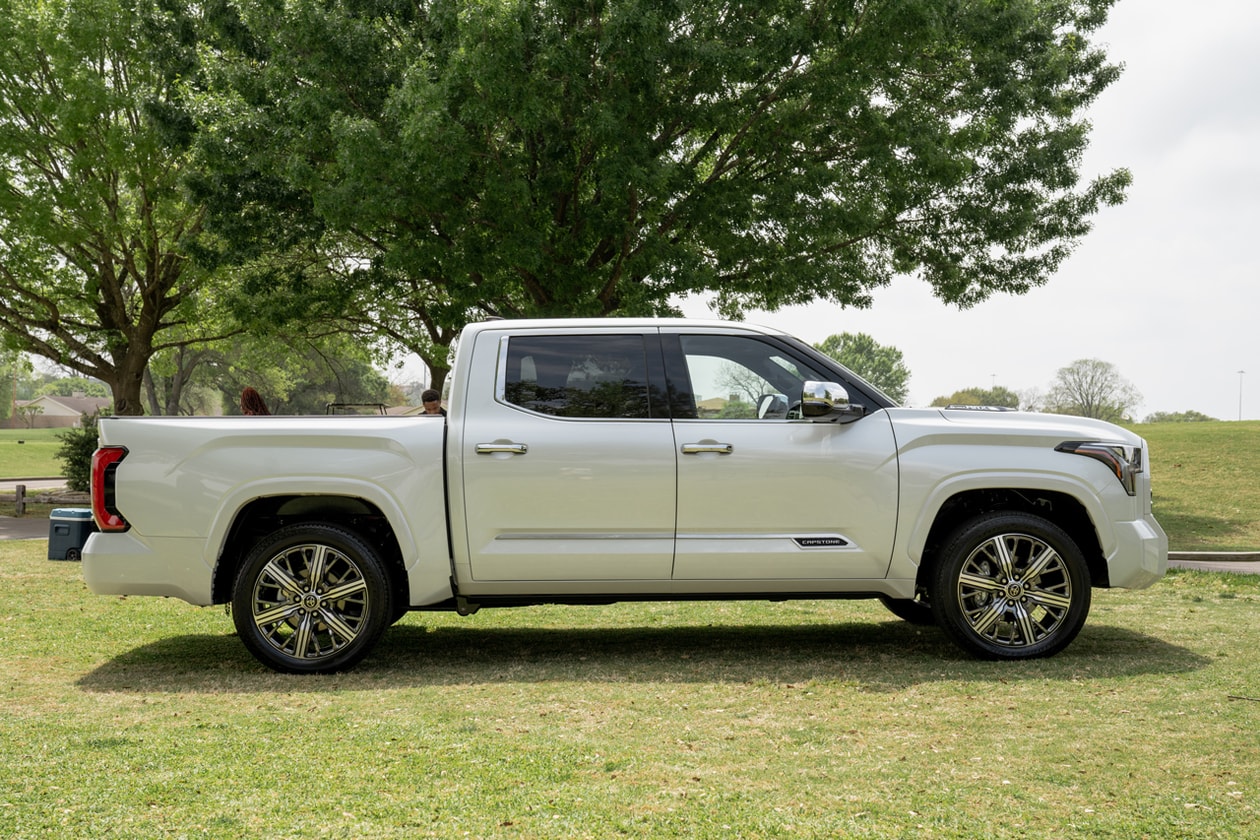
[0,0,235,414]
[814,332,910,404]
[194,0,1129,389]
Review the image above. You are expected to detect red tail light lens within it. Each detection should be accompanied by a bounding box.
[91,446,129,531]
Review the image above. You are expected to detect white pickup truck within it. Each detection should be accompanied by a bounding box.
[84,318,1167,673]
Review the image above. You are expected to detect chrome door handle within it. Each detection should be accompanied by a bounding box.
[681,442,733,455]
[476,443,529,455]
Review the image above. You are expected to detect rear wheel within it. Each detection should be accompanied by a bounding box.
[929,512,1091,659]
[232,523,392,673]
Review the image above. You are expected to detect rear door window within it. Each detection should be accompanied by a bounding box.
[501,335,652,419]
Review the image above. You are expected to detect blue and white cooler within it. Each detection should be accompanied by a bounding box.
[48,508,97,562]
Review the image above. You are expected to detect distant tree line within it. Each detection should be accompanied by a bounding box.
[1142,410,1217,424]
[929,359,1221,423]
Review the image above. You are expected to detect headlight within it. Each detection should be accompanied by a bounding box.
[1055,441,1143,496]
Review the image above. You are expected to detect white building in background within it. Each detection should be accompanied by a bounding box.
[8,394,112,429]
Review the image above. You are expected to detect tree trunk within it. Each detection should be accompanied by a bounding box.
[109,343,152,416]
[428,363,451,397]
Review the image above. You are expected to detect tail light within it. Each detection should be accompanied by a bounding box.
[91,446,129,531]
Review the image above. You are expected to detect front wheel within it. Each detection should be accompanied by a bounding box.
[232,523,393,673]
[928,513,1091,660]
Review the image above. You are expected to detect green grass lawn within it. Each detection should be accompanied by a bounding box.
[1133,421,1260,551]
[0,427,64,479]
[0,540,1256,839]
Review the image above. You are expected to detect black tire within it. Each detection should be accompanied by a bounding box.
[877,593,935,626]
[928,512,1091,660]
[232,523,393,674]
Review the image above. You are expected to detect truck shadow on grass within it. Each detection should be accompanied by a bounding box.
[77,618,1209,695]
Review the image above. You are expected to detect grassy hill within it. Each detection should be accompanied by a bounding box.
[4,422,1258,551]
[1131,420,1260,551]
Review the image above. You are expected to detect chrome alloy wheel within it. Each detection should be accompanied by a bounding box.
[955,532,1074,649]
[249,542,371,661]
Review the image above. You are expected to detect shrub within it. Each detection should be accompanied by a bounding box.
[56,413,102,493]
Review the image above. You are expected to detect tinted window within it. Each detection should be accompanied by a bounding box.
[503,335,651,419]
[678,334,831,420]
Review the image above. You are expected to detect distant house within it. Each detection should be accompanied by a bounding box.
[695,396,730,417]
[9,395,112,429]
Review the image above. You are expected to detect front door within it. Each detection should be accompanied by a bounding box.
[666,330,899,582]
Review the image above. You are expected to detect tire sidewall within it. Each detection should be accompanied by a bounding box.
[232,522,392,674]
[930,512,1091,660]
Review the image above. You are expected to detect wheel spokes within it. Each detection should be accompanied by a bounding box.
[966,598,1010,637]
[957,533,1073,649]
[250,542,370,661]
[261,561,305,600]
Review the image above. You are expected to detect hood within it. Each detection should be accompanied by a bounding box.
[885,407,1144,448]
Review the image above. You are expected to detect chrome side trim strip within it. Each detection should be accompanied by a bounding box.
[494,533,674,541]
[677,533,858,549]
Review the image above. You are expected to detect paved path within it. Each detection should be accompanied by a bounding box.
[1168,553,1260,575]
[1,478,67,493]
[1,478,78,541]
[0,515,52,541]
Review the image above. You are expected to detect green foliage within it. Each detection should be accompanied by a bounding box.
[0,349,34,421]
[35,377,110,399]
[0,0,228,414]
[12,403,43,428]
[1143,409,1217,423]
[54,414,101,493]
[193,0,1129,385]
[931,385,1022,409]
[1045,358,1141,422]
[715,399,757,419]
[814,332,911,403]
[209,334,395,415]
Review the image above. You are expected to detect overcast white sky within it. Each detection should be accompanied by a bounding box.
[679,0,1260,421]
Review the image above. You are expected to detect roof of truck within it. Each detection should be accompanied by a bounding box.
[459,317,787,337]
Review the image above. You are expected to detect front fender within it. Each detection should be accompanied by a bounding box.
[891,467,1116,582]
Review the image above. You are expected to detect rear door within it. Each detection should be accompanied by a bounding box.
[458,327,677,582]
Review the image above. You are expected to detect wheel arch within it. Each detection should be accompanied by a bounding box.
[915,488,1107,592]
[210,494,408,609]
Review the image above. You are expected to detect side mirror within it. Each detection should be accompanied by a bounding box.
[801,381,864,424]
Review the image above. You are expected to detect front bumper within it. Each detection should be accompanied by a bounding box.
[1104,513,1168,589]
